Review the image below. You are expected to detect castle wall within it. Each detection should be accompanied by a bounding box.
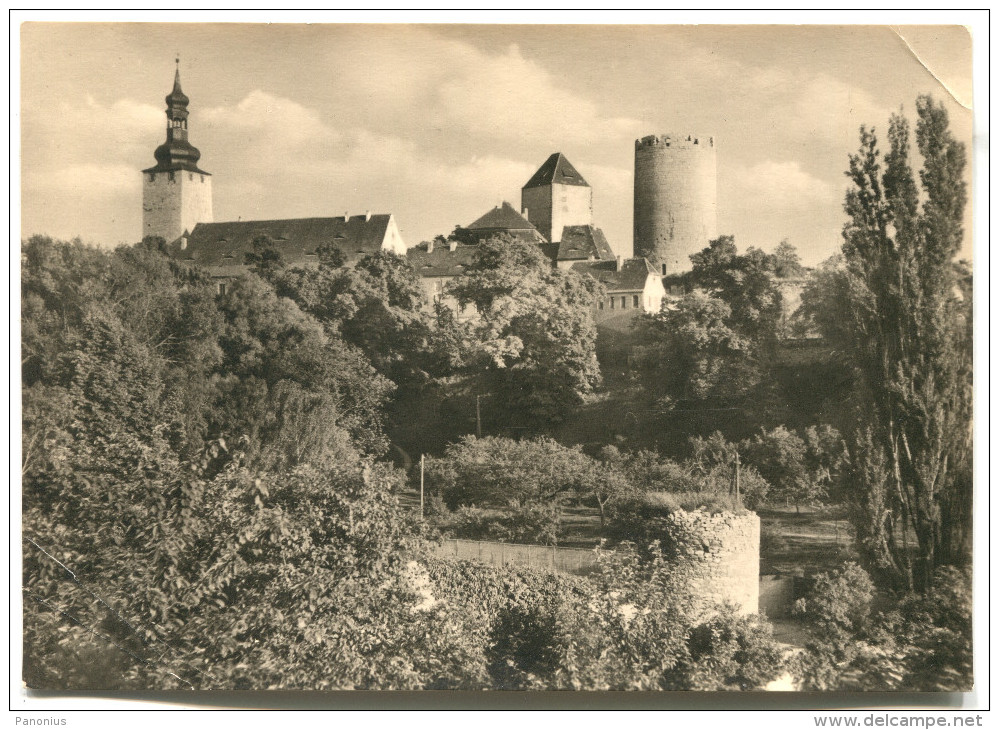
[522,184,592,244]
[663,509,760,615]
[633,134,717,275]
[549,183,592,245]
[381,214,407,255]
[143,170,213,244]
[521,186,552,243]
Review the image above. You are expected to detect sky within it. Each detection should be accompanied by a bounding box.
[19,22,974,266]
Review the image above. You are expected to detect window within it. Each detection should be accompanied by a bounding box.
[633,295,639,308]
[217,282,227,296]
[188,173,194,181]
[147,173,155,183]
[168,171,175,182]
[598,301,604,310]
[609,297,615,310]
[621,296,627,309]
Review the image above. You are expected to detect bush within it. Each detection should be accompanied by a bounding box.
[423,549,786,691]
[793,562,875,635]
[795,563,972,691]
[436,503,562,546]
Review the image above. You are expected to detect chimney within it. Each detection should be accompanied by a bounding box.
[365,210,371,222]
[180,236,188,251]
[522,207,529,219]
[427,239,435,253]
[344,212,350,222]
[449,239,458,252]
[616,254,623,272]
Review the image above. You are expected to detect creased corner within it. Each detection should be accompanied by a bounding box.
[890,26,972,111]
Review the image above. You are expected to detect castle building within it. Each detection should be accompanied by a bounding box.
[142,64,213,245]
[145,66,405,279]
[572,257,665,328]
[633,134,717,276]
[464,201,545,244]
[174,214,406,277]
[521,153,593,245]
[406,239,480,322]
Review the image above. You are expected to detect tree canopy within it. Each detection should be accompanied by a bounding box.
[446,235,602,428]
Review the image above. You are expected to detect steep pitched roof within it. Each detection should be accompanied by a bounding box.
[406,243,481,278]
[467,201,539,232]
[522,152,589,189]
[556,225,615,263]
[571,257,658,292]
[169,215,394,273]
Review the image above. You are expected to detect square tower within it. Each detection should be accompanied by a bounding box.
[521,153,592,244]
[141,63,213,245]
[143,169,213,245]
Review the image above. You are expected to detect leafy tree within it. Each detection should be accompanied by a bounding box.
[805,96,972,589]
[243,235,285,279]
[426,435,592,511]
[740,426,816,512]
[633,291,757,405]
[773,238,805,279]
[215,274,394,461]
[448,235,601,427]
[272,250,438,390]
[795,562,972,691]
[687,235,785,347]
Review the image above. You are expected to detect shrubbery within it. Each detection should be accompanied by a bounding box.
[795,562,973,691]
[426,435,771,548]
[423,546,785,690]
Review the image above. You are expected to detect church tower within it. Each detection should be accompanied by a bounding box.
[142,62,213,245]
[521,153,592,244]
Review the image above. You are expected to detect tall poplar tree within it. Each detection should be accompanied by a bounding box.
[830,96,972,589]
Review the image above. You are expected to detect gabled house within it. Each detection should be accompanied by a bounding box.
[168,213,406,283]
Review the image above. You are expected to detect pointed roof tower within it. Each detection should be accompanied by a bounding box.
[144,59,210,175]
[522,152,589,189]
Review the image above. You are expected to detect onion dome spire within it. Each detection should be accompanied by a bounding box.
[144,59,209,175]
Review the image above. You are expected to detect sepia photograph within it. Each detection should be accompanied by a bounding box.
[13,13,984,713]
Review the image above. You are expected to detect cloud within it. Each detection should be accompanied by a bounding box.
[719,159,845,264]
[193,90,541,244]
[725,159,837,211]
[433,43,643,146]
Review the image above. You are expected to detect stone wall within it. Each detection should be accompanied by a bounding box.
[522,183,592,244]
[633,134,717,275]
[143,169,213,244]
[663,509,760,615]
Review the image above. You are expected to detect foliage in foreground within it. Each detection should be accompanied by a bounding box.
[794,562,973,691]
[424,547,785,691]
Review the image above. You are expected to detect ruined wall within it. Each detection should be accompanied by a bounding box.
[633,134,717,275]
[664,509,760,615]
[143,170,213,244]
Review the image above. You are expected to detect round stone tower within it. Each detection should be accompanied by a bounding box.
[633,134,717,275]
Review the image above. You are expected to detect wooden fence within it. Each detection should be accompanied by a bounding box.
[430,538,600,575]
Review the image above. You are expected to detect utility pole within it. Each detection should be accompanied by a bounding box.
[476,394,482,438]
[420,454,425,520]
